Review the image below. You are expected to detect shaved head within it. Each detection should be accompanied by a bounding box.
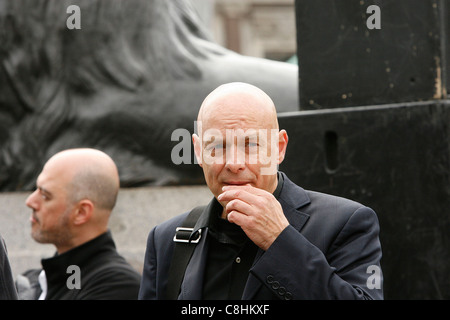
[44,148,120,211]
[197,82,279,132]
[26,148,120,252]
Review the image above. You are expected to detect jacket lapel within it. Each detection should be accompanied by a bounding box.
[242,172,311,300]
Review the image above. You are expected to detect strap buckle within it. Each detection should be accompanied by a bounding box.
[173,227,202,244]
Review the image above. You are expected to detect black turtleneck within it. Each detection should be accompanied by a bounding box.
[40,230,141,300]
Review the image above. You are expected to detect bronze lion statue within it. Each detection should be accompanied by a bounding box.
[0,0,298,190]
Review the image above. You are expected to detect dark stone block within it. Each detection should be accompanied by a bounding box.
[278,102,450,299]
[295,0,448,109]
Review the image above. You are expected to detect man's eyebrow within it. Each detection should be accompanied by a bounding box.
[203,135,223,147]
[244,133,259,140]
[37,185,52,196]
[237,132,259,141]
[203,132,261,146]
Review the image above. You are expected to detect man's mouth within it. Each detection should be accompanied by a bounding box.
[30,214,38,223]
[223,181,251,186]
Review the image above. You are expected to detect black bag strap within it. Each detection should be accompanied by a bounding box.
[165,205,206,299]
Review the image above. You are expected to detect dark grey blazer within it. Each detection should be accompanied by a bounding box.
[139,172,383,300]
[1,235,18,300]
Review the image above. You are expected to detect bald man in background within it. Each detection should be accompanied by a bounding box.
[139,82,383,300]
[16,148,140,300]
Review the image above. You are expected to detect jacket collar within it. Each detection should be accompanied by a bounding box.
[277,171,311,231]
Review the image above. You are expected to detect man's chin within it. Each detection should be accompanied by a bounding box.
[30,232,48,244]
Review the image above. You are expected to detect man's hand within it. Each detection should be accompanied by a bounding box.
[217,185,289,251]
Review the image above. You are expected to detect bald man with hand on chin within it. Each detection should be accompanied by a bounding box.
[16,148,141,300]
[139,82,383,300]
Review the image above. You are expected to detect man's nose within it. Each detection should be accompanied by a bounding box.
[25,190,39,209]
[225,144,245,173]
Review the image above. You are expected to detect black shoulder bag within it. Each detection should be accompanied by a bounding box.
[164,205,206,299]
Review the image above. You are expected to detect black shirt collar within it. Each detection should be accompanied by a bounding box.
[273,171,284,199]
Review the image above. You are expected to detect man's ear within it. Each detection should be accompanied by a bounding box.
[277,129,289,164]
[72,199,94,226]
[192,133,203,167]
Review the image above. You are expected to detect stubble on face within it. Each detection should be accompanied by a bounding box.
[31,200,74,248]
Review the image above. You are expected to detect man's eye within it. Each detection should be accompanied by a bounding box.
[39,191,50,200]
[206,143,223,151]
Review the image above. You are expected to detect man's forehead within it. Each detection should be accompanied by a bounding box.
[202,97,272,117]
[204,82,272,103]
[36,164,70,192]
[200,83,276,114]
[203,128,260,136]
[199,99,278,135]
[35,173,54,197]
[36,170,55,189]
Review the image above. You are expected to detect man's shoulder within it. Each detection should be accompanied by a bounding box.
[302,189,378,230]
[281,173,374,219]
[155,211,190,231]
[80,234,141,282]
[79,249,141,298]
[150,211,192,244]
[281,172,368,212]
[306,190,365,210]
[150,203,210,246]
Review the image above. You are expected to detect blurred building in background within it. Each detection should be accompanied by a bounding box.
[192,0,297,61]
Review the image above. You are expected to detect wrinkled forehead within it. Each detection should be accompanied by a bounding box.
[201,127,279,146]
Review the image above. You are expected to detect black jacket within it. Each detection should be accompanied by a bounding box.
[17,231,140,300]
[1,235,18,300]
[139,172,383,300]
